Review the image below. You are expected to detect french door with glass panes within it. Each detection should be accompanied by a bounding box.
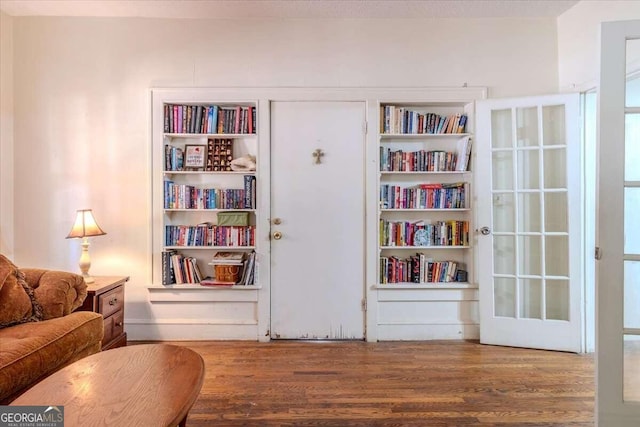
[597,19,640,427]
[476,94,583,352]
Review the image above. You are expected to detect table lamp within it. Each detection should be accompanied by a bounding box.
[66,209,106,283]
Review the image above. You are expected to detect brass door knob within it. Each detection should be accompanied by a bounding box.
[272,231,283,240]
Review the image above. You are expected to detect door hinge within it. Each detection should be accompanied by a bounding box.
[361,299,367,311]
[595,246,602,260]
[363,121,368,134]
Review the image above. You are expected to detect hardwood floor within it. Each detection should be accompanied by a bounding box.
[142,340,594,427]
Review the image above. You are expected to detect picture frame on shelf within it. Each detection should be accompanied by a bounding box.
[184,144,207,170]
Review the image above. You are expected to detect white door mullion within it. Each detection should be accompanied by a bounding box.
[538,105,547,321]
[511,107,521,319]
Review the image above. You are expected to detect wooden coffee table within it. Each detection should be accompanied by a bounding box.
[11,344,205,427]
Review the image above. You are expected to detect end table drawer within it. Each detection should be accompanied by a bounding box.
[98,286,124,318]
[103,310,124,346]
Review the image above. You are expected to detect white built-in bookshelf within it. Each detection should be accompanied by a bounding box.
[149,90,264,341]
[145,87,485,343]
[374,101,479,340]
[159,103,258,288]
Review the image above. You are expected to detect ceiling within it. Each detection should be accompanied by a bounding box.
[0,0,580,19]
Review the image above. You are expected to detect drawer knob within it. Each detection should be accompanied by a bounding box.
[115,321,123,327]
[109,298,118,306]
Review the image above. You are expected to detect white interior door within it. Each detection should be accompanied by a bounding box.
[270,101,365,340]
[477,94,583,352]
[597,19,640,427]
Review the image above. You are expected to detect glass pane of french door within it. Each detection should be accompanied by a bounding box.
[625,248,640,396]
[491,106,570,322]
[624,40,640,401]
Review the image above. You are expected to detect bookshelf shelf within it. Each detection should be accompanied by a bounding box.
[164,171,256,176]
[163,246,257,251]
[164,133,257,139]
[147,284,261,290]
[380,208,471,213]
[164,209,256,213]
[374,283,477,289]
[379,171,471,176]
[380,133,472,139]
[380,246,471,250]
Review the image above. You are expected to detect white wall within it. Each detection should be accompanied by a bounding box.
[0,12,14,259]
[8,16,559,337]
[558,1,640,91]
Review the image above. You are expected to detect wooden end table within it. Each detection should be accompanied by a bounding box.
[11,344,205,427]
[78,276,129,350]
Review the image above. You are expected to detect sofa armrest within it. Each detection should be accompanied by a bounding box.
[20,269,87,320]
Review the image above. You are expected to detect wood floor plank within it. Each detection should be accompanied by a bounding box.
[134,340,594,426]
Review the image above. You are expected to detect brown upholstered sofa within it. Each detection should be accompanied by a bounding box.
[0,255,104,403]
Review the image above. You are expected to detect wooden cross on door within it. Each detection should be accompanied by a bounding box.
[312,148,324,164]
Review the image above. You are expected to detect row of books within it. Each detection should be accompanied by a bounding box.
[164,179,256,210]
[380,148,461,172]
[163,104,256,134]
[381,106,468,135]
[161,251,205,285]
[380,182,466,209]
[380,220,470,247]
[165,145,184,171]
[201,251,256,286]
[165,225,255,247]
[380,254,466,284]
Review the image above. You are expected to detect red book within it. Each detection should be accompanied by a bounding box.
[234,106,241,134]
[247,106,254,134]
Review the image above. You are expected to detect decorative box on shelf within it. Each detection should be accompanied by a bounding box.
[217,211,250,226]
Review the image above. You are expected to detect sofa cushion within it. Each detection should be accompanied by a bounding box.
[23,269,86,320]
[0,311,104,403]
[0,255,43,328]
